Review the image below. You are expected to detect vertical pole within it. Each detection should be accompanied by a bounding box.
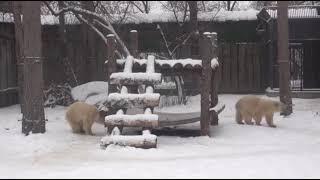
[277,1,292,115]
[129,30,139,93]
[268,20,274,89]
[200,33,213,136]
[129,30,138,58]
[21,1,45,135]
[210,32,219,126]
[106,34,117,94]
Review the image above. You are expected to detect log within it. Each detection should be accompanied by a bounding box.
[110,72,162,85]
[100,133,157,149]
[104,93,160,109]
[200,32,213,136]
[105,114,159,128]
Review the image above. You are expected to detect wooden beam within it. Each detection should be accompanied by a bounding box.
[200,32,213,136]
[277,1,293,115]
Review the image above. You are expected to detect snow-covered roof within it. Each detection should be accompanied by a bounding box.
[266,5,320,19]
[121,9,258,24]
[0,9,259,25]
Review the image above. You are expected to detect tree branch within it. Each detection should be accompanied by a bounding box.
[44,1,131,57]
[231,1,237,11]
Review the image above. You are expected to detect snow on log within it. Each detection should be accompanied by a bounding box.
[124,55,134,73]
[146,55,155,73]
[211,58,219,69]
[110,72,162,85]
[105,114,159,128]
[105,93,160,109]
[116,58,218,69]
[100,134,157,149]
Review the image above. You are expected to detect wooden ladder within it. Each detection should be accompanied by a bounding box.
[101,55,161,149]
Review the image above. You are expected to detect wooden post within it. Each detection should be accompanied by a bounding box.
[129,30,139,93]
[21,1,45,135]
[200,33,213,136]
[268,20,274,89]
[106,34,118,94]
[129,30,138,58]
[277,1,292,115]
[210,32,219,126]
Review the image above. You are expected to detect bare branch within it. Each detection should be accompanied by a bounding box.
[44,1,131,57]
[75,14,108,45]
[129,1,145,13]
[94,19,130,56]
[231,1,237,11]
[157,24,173,57]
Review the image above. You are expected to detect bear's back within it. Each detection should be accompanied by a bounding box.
[66,101,98,121]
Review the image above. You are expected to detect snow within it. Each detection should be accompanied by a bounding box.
[211,58,219,69]
[121,9,258,24]
[101,133,157,147]
[117,58,219,69]
[71,81,108,110]
[71,81,108,102]
[105,114,159,124]
[110,72,162,84]
[0,9,258,26]
[1,94,320,178]
[108,93,161,102]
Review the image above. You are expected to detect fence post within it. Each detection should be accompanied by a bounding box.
[106,34,117,94]
[200,32,213,136]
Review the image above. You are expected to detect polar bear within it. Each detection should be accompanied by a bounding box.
[65,101,106,135]
[235,95,286,128]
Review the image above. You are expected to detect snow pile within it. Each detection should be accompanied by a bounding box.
[71,81,108,110]
[71,81,108,102]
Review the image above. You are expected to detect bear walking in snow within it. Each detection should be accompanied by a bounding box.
[65,101,106,135]
[235,95,286,128]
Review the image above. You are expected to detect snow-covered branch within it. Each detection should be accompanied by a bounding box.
[43,1,131,57]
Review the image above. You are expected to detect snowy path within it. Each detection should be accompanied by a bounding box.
[0,94,320,178]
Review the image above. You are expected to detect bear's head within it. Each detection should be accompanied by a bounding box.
[273,101,287,113]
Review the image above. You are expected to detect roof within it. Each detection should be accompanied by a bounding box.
[265,5,320,19]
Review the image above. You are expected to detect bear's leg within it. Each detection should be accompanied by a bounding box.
[254,114,262,126]
[266,113,276,128]
[243,112,254,125]
[236,110,244,124]
[83,119,94,135]
[69,121,82,134]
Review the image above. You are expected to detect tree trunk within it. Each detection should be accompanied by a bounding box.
[21,1,45,135]
[277,1,292,115]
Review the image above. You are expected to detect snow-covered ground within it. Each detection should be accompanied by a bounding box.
[1,94,320,178]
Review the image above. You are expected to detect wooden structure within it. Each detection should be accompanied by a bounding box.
[257,5,320,91]
[101,31,221,149]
